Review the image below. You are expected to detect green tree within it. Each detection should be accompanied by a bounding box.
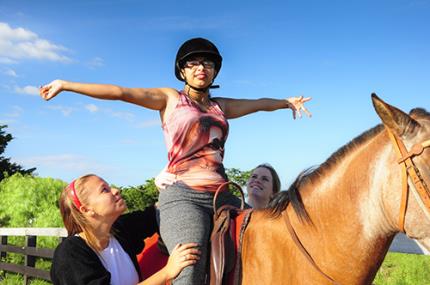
[226,167,251,187]
[119,168,252,211]
[120,178,159,212]
[0,173,64,228]
[0,125,36,181]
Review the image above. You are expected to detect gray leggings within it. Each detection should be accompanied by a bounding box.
[158,184,242,285]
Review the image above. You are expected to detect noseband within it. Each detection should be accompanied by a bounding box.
[386,127,430,232]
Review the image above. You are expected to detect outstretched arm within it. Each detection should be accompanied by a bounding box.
[40,79,176,111]
[215,96,312,119]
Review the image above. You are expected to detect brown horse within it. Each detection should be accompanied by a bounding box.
[240,94,430,284]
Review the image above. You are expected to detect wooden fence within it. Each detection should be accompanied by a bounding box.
[0,229,428,284]
[0,228,67,284]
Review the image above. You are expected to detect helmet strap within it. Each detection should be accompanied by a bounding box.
[185,82,211,93]
[184,77,219,92]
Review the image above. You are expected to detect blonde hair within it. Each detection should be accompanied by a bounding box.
[59,174,103,251]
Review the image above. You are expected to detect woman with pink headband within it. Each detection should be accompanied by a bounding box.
[51,174,200,285]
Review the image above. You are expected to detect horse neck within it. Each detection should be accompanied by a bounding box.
[295,130,399,280]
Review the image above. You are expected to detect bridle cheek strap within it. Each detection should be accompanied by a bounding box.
[386,127,430,232]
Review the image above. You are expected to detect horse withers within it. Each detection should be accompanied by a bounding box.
[240,94,430,284]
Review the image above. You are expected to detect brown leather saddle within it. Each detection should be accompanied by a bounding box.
[209,181,252,285]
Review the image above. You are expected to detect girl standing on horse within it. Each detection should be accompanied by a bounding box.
[40,37,311,284]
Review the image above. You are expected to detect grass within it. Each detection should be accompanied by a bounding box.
[0,273,50,284]
[1,252,429,284]
[374,252,430,285]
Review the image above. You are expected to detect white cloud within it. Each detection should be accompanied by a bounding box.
[87,57,104,69]
[3,68,17,77]
[0,22,71,63]
[85,104,99,113]
[46,105,75,116]
[0,57,17,64]
[14,85,39,96]
[17,154,115,174]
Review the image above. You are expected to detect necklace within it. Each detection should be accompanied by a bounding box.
[185,87,211,109]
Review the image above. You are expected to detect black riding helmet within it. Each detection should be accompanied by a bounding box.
[175,37,223,82]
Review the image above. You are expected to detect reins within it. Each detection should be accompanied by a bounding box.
[281,126,430,285]
[385,127,430,232]
[282,210,342,285]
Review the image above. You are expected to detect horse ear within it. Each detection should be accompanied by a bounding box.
[371,93,419,136]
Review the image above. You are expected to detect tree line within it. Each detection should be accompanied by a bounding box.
[0,125,251,229]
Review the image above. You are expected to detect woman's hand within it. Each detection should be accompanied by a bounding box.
[164,242,200,281]
[286,96,312,119]
[40,80,65,101]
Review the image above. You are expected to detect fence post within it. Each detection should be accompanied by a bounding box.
[24,235,37,285]
[0,235,7,281]
[1,235,7,259]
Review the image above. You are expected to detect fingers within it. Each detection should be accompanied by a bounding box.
[177,242,199,250]
[39,84,52,100]
[165,243,201,280]
[303,107,312,118]
[172,242,200,263]
[180,251,200,262]
[288,95,312,119]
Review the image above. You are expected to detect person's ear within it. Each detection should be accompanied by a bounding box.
[80,205,95,217]
[180,69,186,80]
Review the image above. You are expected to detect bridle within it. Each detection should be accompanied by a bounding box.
[385,127,430,232]
[282,124,430,285]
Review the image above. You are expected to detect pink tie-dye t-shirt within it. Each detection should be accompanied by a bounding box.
[155,91,229,192]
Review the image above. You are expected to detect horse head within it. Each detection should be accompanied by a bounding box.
[372,93,430,245]
[239,94,430,284]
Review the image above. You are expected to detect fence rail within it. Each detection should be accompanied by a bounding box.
[0,228,427,284]
[0,228,67,285]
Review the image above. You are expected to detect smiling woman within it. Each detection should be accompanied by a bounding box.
[246,163,281,209]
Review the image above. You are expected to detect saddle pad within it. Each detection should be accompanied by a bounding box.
[137,233,168,280]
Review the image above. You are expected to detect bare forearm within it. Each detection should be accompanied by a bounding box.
[254,98,289,111]
[62,81,124,100]
[41,80,170,110]
[221,97,290,119]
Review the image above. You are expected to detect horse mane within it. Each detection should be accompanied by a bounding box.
[268,123,386,222]
[267,107,430,222]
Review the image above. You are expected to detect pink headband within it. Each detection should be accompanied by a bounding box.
[68,180,82,209]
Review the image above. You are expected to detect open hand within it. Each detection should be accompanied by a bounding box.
[39,80,65,101]
[286,96,312,119]
[164,242,200,280]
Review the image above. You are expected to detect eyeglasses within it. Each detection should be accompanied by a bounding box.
[184,59,215,69]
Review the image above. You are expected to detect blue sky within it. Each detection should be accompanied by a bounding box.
[1,0,429,188]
